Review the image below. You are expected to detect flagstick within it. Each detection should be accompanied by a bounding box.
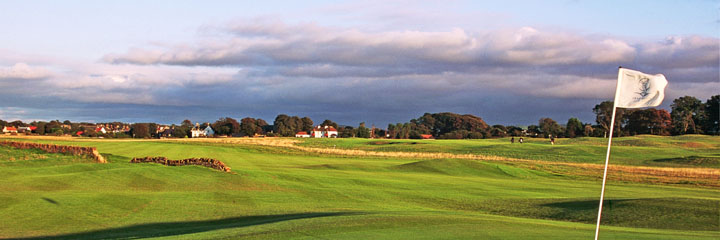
[594,67,623,240]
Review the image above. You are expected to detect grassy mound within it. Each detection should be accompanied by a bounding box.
[392,158,549,178]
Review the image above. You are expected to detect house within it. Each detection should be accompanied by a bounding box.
[295,131,310,138]
[420,134,434,139]
[2,126,18,133]
[17,126,36,133]
[310,126,338,138]
[159,128,174,138]
[203,125,214,137]
[156,125,170,134]
[110,125,131,134]
[191,124,203,137]
[191,123,214,138]
[95,126,107,134]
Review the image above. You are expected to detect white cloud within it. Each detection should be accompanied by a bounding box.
[105,24,645,69]
[103,22,717,86]
[0,63,52,80]
[638,36,719,69]
[1,20,717,125]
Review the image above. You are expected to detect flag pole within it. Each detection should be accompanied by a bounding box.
[594,67,623,240]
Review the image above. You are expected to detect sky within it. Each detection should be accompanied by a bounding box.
[0,0,718,127]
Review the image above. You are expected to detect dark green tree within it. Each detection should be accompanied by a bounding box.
[301,117,314,132]
[670,96,705,135]
[212,117,240,136]
[256,119,271,134]
[593,101,626,137]
[702,95,719,135]
[565,118,583,138]
[172,125,190,138]
[412,112,489,138]
[321,119,339,129]
[273,114,307,136]
[625,108,671,136]
[130,123,150,138]
[339,126,355,138]
[181,119,193,127]
[505,126,524,136]
[539,118,562,138]
[240,117,258,136]
[490,125,507,137]
[355,122,371,138]
[148,123,158,138]
[34,122,47,135]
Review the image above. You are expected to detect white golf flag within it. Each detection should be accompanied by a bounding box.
[615,68,668,108]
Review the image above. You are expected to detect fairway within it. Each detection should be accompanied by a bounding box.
[0,135,718,239]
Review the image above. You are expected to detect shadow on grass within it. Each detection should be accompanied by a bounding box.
[540,198,719,231]
[542,198,620,211]
[41,197,59,205]
[16,212,360,240]
[651,156,720,167]
[100,153,132,164]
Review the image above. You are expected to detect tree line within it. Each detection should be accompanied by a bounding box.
[1,95,717,139]
[591,95,718,137]
[382,95,718,139]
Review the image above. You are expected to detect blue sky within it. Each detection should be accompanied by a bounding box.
[0,0,718,126]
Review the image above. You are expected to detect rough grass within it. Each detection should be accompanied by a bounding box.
[298,135,720,167]
[0,136,719,239]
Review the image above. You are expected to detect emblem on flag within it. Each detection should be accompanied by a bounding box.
[615,68,668,108]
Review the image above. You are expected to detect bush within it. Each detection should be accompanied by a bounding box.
[467,132,484,139]
[52,129,64,136]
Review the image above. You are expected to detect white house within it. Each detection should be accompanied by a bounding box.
[191,123,214,138]
[295,131,310,138]
[203,125,214,137]
[17,126,35,133]
[310,126,338,138]
[191,123,203,137]
[2,126,18,133]
[95,126,107,134]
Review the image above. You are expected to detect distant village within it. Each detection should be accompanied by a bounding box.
[0,121,345,139]
[1,94,719,140]
[0,115,368,139]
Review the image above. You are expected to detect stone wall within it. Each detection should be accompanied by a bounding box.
[0,141,107,163]
[130,156,231,172]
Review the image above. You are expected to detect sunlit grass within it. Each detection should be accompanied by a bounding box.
[0,136,718,239]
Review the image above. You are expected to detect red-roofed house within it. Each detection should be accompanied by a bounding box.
[310,126,338,138]
[420,134,433,139]
[17,126,33,133]
[95,126,107,134]
[76,131,84,136]
[295,131,310,138]
[2,126,18,133]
